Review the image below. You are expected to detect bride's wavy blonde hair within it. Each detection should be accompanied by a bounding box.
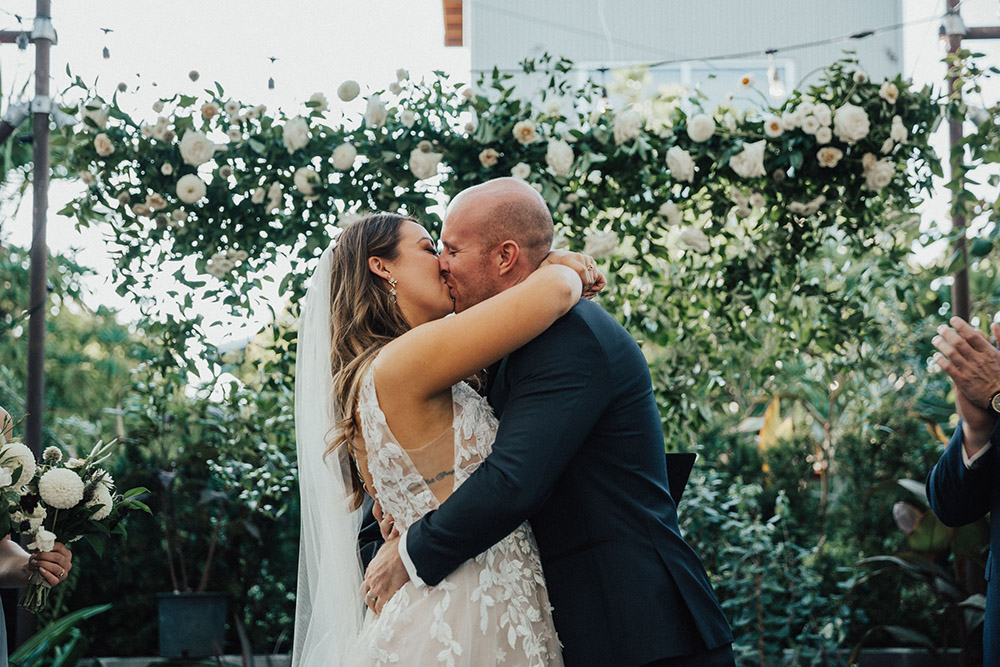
[325,212,413,509]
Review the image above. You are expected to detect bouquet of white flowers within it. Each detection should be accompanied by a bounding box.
[0,438,150,613]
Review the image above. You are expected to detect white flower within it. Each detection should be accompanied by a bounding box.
[665,145,696,183]
[815,126,833,145]
[146,193,167,211]
[0,468,11,489]
[879,81,899,104]
[87,484,114,521]
[294,166,320,195]
[364,95,387,128]
[1,442,36,487]
[729,140,767,179]
[337,80,360,102]
[788,195,827,216]
[201,102,220,119]
[881,138,895,154]
[813,103,833,127]
[512,119,539,145]
[79,171,96,186]
[266,182,283,213]
[396,68,409,82]
[81,101,108,130]
[308,92,328,113]
[739,73,755,89]
[409,146,443,180]
[179,130,215,166]
[171,209,187,223]
[749,192,766,209]
[817,146,844,168]
[161,163,173,176]
[583,231,618,259]
[219,165,234,179]
[66,458,85,469]
[890,116,908,143]
[763,117,784,138]
[545,139,574,176]
[679,227,711,253]
[94,133,114,157]
[27,529,56,553]
[479,148,500,168]
[531,183,543,193]
[511,162,531,180]
[282,116,311,154]
[132,203,152,217]
[152,116,171,141]
[42,447,62,464]
[251,187,266,204]
[39,468,85,509]
[389,82,402,96]
[176,174,207,204]
[853,71,868,84]
[658,201,682,226]
[152,100,165,113]
[401,110,416,128]
[863,154,894,190]
[833,103,871,144]
[224,100,240,116]
[801,116,821,135]
[686,114,715,143]
[332,143,358,171]
[141,124,154,138]
[613,109,642,145]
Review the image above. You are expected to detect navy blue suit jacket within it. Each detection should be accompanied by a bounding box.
[405,299,733,665]
[927,422,998,663]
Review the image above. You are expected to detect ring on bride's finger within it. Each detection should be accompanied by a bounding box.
[366,593,377,602]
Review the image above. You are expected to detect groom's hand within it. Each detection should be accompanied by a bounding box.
[363,535,410,615]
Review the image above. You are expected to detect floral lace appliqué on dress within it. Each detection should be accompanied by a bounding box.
[356,364,562,667]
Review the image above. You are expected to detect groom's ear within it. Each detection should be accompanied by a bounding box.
[368,256,391,279]
[496,240,520,276]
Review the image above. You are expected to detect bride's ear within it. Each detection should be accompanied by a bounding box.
[368,256,392,280]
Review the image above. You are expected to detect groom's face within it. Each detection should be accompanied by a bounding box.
[439,209,503,313]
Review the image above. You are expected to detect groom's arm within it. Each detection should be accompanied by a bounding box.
[405,313,610,586]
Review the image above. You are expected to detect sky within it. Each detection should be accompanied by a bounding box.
[0,0,999,347]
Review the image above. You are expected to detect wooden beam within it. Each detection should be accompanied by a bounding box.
[442,0,462,47]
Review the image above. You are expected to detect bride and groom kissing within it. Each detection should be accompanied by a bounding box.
[292,177,735,666]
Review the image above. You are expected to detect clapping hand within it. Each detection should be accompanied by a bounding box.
[932,317,1000,451]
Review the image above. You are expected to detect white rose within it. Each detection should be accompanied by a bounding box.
[152,100,165,113]
[332,143,358,171]
[833,104,871,144]
[666,146,695,183]
[409,146,443,180]
[266,182,283,213]
[282,116,311,154]
[338,80,361,102]
[658,201,682,226]
[201,102,220,119]
[224,100,240,116]
[460,86,475,101]
[879,81,899,104]
[817,147,844,168]
[813,103,832,127]
[161,163,173,176]
[679,227,711,253]
[294,166,320,195]
[389,82,402,96]
[81,101,108,130]
[179,130,215,166]
[815,126,833,145]
[763,117,784,138]
[545,139,574,176]
[171,209,187,222]
[801,116,821,135]
[308,92,328,113]
[94,133,114,157]
[510,162,531,180]
[788,195,827,216]
[890,116,908,143]
[79,171,96,186]
[401,110,416,128]
[479,148,500,168]
[396,68,409,82]
[853,71,868,84]
[583,230,618,259]
[512,119,539,145]
[0,468,12,489]
[531,183,543,194]
[613,109,642,146]
[28,529,56,553]
[864,156,894,190]
[146,193,167,211]
[364,95,387,128]
[686,114,716,143]
[176,174,207,204]
[132,203,152,217]
[251,187,266,204]
[881,138,895,154]
[141,124,154,138]
[729,140,767,179]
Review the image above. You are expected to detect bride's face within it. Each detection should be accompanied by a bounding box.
[382,221,453,326]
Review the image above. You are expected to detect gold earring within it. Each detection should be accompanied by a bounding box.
[388,275,398,304]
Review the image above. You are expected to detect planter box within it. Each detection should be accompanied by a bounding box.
[780,647,962,666]
[156,591,228,659]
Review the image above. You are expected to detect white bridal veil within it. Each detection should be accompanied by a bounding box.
[292,242,365,666]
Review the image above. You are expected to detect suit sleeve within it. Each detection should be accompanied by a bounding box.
[358,492,384,571]
[926,419,999,527]
[405,314,611,586]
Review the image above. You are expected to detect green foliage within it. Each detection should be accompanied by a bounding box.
[9,603,110,667]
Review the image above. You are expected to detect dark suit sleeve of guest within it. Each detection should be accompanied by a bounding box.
[405,314,610,586]
[358,493,384,571]
[926,419,999,527]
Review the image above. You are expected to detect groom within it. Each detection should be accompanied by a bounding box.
[363,178,734,666]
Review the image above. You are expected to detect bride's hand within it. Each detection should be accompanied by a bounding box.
[540,250,606,299]
[372,498,399,541]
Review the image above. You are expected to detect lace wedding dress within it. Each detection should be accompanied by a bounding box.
[354,363,563,667]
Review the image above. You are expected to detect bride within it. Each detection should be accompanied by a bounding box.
[292,212,601,666]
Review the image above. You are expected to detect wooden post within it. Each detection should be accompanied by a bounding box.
[946,0,970,322]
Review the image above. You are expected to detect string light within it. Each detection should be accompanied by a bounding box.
[268,56,278,91]
[100,28,113,59]
[766,52,786,98]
